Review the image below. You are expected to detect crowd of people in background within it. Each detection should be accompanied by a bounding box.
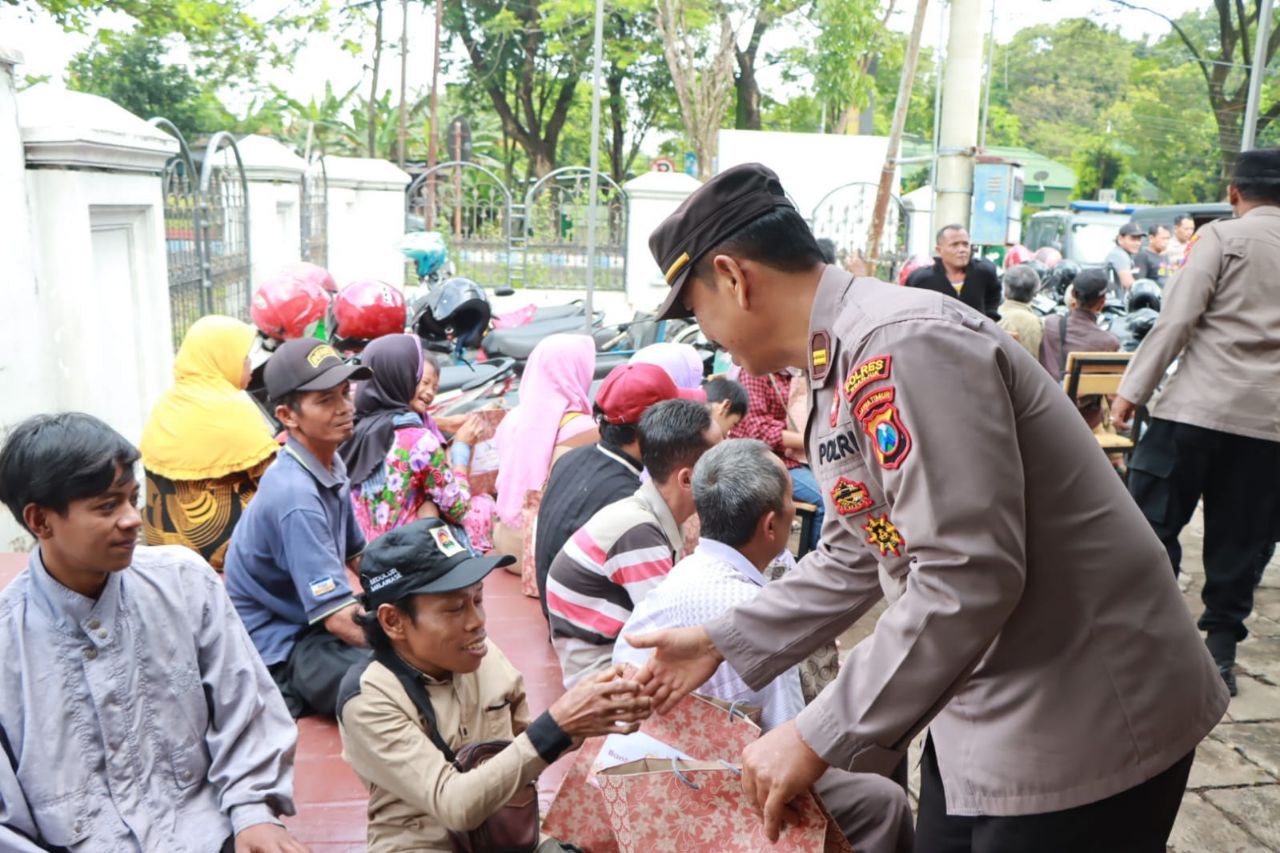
[1,148,1277,853]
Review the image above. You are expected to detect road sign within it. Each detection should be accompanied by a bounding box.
[652,157,675,173]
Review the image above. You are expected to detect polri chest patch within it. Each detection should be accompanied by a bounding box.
[817,430,859,465]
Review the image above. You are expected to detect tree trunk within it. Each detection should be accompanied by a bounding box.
[397,0,408,167]
[655,0,737,182]
[368,0,384,158]
[734,51,762,130]
[607,71,626,183]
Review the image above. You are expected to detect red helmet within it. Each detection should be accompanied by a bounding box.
[1033,246,1063,269]
[897,255,933,286]
[278,261,338,295]
[251,273,330,341]
[331,279,406,343]
[1004,244,1034,269]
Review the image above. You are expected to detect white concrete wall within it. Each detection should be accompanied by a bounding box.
[236,135,306,284]
[623,171,702,314]
[0,46,45,549]
[325,156,411,288]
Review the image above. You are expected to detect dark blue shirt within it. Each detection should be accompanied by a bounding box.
[224,437,366,666]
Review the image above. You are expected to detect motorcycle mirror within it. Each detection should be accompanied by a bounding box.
[493,286,516,297]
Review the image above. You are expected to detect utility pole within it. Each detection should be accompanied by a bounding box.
[397,0,408,168]
[867,0,930,270]
[978,0,997,150]
[1242,0,1275,152]
[934,0,983,229]
[426,0,442,229]
[583,0,606,332]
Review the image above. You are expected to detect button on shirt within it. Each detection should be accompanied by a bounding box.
[225,438,366,666]
[0,546,297,852]
[613,539,804,731]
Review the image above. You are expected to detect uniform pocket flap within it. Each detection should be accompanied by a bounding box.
[1127,441,1177,478]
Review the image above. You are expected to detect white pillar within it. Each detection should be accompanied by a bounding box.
[324,156,412,288]
[16,84,177,453]
[935,0,983,229]
[236,135,307,284]
[622,171,703,313]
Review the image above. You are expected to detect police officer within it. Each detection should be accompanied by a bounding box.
[1113,147,1280,697]
[627,164,1228,852]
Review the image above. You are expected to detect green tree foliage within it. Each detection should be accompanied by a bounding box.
[66,32,232,137]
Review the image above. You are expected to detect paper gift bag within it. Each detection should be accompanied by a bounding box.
[596,759,850,853]
[541,737,619,852]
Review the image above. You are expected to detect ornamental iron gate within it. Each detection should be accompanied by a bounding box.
[152,120,252,348]
[810,182,910,280]
[405,161,513,289]
[522,167,626,291]
[300,155,328,267]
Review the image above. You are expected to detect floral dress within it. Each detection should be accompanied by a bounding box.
[351,417,494,549]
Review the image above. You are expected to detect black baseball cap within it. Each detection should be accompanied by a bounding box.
[359,518,514,609]
[648,163,796,320]
[264,337,372,401]
[1072,268,1109,301]
[1117,222,1143,237]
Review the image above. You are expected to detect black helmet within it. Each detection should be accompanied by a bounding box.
[412,277,491,348]
[1025,259,1049,284]
[1044,260,1081,297]
[1127,278,1162,312]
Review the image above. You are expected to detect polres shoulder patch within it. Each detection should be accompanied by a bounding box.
[843,355,891,403]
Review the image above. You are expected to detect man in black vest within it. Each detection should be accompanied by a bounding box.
[905,224,1002,321]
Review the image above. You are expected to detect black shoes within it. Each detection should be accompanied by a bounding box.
[1218,662,1238,697]
[1206,632,1239,697]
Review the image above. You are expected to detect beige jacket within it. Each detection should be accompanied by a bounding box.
[706,267,1227,817]
[1119,205,1280,441]
[338,643,547,851]
[995,298,1042,358]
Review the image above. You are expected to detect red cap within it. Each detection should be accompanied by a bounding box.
[596,363,706,425]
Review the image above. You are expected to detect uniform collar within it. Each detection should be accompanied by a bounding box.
[807,264,858,389]
[636,479,685,553]
[283,435,346,490]
[1002,299,1035,314]
[1241,204,1280,219]
[694,538,768,587]
[597,440,643,475]
[27,545,124,639]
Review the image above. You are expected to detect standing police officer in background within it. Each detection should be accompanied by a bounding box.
[628,164,1227,852]
[1114,148,1280,697]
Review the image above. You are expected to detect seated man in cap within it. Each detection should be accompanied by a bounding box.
[617,439,914,853]
[1106,222,1145,295]
[1038,268,1121,429]
[547,399,722,688]
[338,519,651,852]
[534,362,699,622]
[0,413,303,852]
[225,337,375,719]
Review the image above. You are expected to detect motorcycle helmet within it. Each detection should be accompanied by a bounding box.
[1123,308,1160,349]
[277,261,338,295]
[398,231,449,279]
[251,273,331,342]
[1033,246,1063,269]
[1127,278,1162,313]
[411,277,492,349]
[1044,260,1082,298]
[1003,244,1034,269]
[331,279,407,346]
[1025,259,1050,285]
[897,255,933,286]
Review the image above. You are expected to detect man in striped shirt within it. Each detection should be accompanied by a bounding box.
[547,399,722,688]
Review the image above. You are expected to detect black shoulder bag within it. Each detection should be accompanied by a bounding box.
[377,651,540,853]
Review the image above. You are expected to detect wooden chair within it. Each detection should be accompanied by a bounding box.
[795,501,819,557]
[1061,351,1144,475]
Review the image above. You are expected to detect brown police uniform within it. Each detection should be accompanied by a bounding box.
[1119,201,1280,679]
[648,165,1228,850]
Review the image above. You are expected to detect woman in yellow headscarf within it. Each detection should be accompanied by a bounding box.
[140,316,279,569]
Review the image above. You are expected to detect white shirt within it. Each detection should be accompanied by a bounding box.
[614,539,805,731]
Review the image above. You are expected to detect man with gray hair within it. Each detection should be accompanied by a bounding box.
[615,439,914,853]
[997,264,1044,358]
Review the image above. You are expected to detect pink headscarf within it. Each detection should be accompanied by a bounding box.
[629,342,704,391]
[495,334,597,526]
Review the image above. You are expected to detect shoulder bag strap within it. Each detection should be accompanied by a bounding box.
[376,650,458,765]
[1058,312,1070,378]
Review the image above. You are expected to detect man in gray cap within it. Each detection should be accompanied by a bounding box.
[225,337,373,719]
[1037,267,1120,430]
[1105,221,1145,294]
[1114,147,1280,696]
[627,163,1227,851]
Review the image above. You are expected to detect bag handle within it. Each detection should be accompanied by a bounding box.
[376,649,458,766]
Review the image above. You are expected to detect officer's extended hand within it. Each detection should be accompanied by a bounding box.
[627,626,722,713]
[740,720,829,843]
[1112,395,1138,430]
